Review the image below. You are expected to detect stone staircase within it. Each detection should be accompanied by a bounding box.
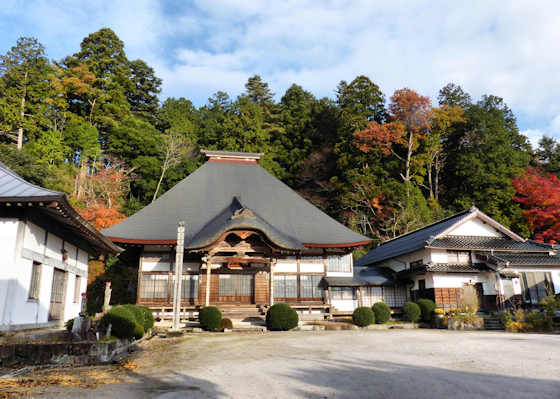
[218,304,266,321]
[483,317,505,331]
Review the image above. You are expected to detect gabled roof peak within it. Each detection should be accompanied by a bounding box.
[201,150,263,163]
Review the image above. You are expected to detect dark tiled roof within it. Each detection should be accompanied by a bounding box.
[355,209,475,266]
[486,253,560,266]
[0,161,61,199]
[429,236,550,251]
[103,157,370,249]
[398,263,490,275]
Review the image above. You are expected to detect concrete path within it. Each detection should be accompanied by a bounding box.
[43,329,560,398]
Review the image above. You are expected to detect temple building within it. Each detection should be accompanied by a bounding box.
[0,161,120,330]
[102,150,376,318]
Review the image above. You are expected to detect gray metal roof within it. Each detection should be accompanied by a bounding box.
[355,209,474,266]
[103,159,370,249]
[325,266,395,286]
[428,236,550,251]
[0,161,61,200]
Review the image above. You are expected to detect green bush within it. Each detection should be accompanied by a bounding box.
[402,302,421,322]
[65,318,74,332]
[133,323,145,340]
[220,318,234,331]
[266,304,299,331]
[122,304,144,325]
[199,306,222,331]
[99,306,137,339]
[352,307,375,327]
[372,302,391,324]
[527,311,553,331]
[137,306,155,330]
[417,299,436,322]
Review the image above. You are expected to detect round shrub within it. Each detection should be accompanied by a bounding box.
[266,304,299,331]
[372,302,391,324]
[65,318,74,332]
[417,299,436,322]
[133,323,145,340]
[131,305,155,330]
[199,306,222,331]
[99,306,137,339]
[402,302,421,322]
[220,318,234,331]
[122,304,144,325]
[353,307,374,327]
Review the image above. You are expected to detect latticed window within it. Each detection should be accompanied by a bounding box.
[384,286,408,307]
[219,275,235,296]
[300,275,324,299]
[141,274,169,298]
[274,275,298,298]
[362,286,384,307]
[28,262,42,300]
[326,254,352,273]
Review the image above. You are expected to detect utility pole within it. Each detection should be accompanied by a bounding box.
[172,221,185,331]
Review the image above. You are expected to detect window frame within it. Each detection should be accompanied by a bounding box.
[28,261,42,301]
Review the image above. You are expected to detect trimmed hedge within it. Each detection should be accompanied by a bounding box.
[99,306,137,339]
[402,302,421,322]
[417,299,436,322]
[122,304,145,326]
[372,302,391,324]
[220,318,234,331]
[133,324,145,340]
[353,307,374,327]
[266,304,299,331]
[138,306,155,330]
[199,306,222,331]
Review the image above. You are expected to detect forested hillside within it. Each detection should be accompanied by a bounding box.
[2,28,559,251]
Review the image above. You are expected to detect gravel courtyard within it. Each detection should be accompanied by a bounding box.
[39,329,560,399]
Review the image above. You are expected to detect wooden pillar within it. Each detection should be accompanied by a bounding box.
[205,257,212,306]
[269,260,275,306]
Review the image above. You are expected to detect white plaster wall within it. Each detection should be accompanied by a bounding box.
[64,242,77,266]
[24,222,45,253]
[325,254,353,277]
[0,219,19,324]
[77,249,89,272]
[142,259,171,272]
[432,273,497,294]
[429,249,448,264]
[331,299,358,311]
[447,218,502,237]
[45,234,63,260]
[274,263,297,273]
[300,263,324,273]
[63,272,86,321]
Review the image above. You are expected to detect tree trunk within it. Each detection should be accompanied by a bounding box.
[74,158,88,200]
[405,130,413,197]
[17,71,28,150]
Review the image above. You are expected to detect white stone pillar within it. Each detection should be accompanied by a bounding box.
[205,257,212,307]
[172,221,185,331]
[269,260,275,306]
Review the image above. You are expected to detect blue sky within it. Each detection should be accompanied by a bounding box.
[1,1,559,146]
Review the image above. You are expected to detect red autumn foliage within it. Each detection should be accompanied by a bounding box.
[512,167,560,243]
[79,202,126,230]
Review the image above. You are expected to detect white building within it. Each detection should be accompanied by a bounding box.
[0,162,120,331]
[356,207,560,311]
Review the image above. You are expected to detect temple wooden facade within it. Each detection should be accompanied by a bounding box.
[103,151,371,316]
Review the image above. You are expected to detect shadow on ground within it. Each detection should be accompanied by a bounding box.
[282,357,560,399]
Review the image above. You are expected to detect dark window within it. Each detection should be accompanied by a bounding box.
[181,275,199,299]
[418,279,426,291]
[520,272,553,304]
[28,262,42,300]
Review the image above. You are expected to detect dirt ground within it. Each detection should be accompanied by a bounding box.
[3,329,560,398]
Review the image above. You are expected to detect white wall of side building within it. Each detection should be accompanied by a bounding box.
[447,218,503,237]
[0,219,90,330]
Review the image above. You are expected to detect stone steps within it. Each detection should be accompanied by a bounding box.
[484,317,505,331]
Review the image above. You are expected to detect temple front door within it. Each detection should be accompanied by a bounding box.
[216,274,254,303]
